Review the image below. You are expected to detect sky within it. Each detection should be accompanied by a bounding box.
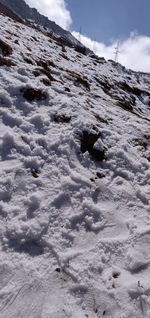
[66,0,150,44]
[24,0,150,72]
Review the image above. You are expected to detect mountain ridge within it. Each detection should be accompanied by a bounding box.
[0,2,24,23]
[0,0,84,48]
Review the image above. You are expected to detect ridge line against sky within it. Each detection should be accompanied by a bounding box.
[24,0,150,72]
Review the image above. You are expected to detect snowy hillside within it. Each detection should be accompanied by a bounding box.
[0,12,150,318]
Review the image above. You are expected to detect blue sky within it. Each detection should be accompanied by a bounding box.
[66,0,150,44]
[25,0,150,72]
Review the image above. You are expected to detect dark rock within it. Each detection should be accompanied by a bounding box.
[75,76,90,91]
[64,87,70,92]
[37,58,55,69]
[42,78,51,86]
[112,271,120,279]
[96,171,105,178]
[22,87,47,102]
[23,55,33,64]
[80,131,105,161]
[52,113,71,123]
[31,169,39,178]
[117,100,133,112]
[0,38,12,56]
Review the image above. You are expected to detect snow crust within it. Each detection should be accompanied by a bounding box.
[0,14,150,318]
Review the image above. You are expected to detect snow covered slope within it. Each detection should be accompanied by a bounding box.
[0,12,150,318]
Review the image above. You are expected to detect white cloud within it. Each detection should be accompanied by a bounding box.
[24,0,72,30]
[72,31,150,73]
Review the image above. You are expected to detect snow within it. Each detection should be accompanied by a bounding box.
[0,13,150,318]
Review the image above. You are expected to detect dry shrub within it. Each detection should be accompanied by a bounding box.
[0,55,15,66]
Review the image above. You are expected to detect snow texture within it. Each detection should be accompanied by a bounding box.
[0,12,150,318]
